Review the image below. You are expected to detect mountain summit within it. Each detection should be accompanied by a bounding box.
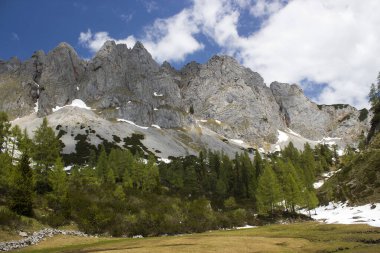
[0,41,371,158]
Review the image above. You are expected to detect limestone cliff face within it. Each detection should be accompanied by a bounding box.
[0,41,371,148]
[270,82,370,145]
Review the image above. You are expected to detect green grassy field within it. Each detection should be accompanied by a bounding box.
[12,222,380,253]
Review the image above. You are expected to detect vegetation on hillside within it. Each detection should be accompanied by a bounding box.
[0,112,336,236]
[319,72,380,204]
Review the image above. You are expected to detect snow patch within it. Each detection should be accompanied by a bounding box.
[236,225,256,230]
[64,165,73,171]
[200,119,207,123]
[76,86,79,91]
[34,101,38,113]
[313,169,341,189]
[151,124,161,129]
[318,137,342,146]
[117,119,149,129]
[230,139,244,145]
[301,202,380,227]
[286,128,302,137]
[52,99,91,112]
[153,92,163,97]
[337,149,344,156]
[313,181,324,189]
[154,108,158,111]
[277,130,289,143]
[158,158,171,163]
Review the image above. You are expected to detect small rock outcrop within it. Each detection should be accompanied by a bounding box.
[0,229,88,251]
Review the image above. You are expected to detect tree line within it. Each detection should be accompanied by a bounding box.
[0,114,337,236]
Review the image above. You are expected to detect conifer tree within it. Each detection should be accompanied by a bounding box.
[256,162,281,214]
[254,150,263,179]
[300,143,316,189]
[9,153,34,216]
[9,125,22,162]
[96,146,107,178]
[32,118,61,193]
[0,153,13,193]
[0,112,11,153]
[141,155,159,192]
[304,189,319,216]
[48,157,68,203]
[19,129,33,155]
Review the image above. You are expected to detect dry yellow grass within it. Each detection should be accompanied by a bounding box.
[15,222,380,253]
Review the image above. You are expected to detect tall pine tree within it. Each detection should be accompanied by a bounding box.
[9,153,34,216]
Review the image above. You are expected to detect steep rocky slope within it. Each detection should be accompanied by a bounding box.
[0,41,371,156]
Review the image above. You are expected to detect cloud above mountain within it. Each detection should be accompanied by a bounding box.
[79,0,380,109]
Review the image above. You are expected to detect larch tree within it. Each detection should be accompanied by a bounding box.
[256,162,281,214]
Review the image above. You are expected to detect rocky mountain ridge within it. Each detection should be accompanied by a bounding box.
[0,41,371,156]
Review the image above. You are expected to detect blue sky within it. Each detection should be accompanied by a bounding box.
[0,0,189,62]
[1,0,379,109]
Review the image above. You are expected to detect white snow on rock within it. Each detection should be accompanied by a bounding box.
[230,139,244,145]
[200,119,207,123]
[64,165,73,171]
[117,119,149,129]
[236,225,257,230]
[153,92,163,97]
[158,157,171,163]
[215,119,221,124]
[52,99,91,112]
[76,86,79,91]
[313,181,324,189]
[151,124,161,129]
[34,101,38,113]
[313,169,341,189]
[277,130,289,143]
[154,108,158,111]
[302,202,380,227]
[287,128,302,137]
[337,149,344,156]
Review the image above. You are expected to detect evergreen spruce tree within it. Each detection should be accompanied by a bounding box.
[19,128,33,155]
[96,146,108,181]
[9,153,34,216]
[254,150,263,179]
[256,162,281,214]
[0,153,13,193]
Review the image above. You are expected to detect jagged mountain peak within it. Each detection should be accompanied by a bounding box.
[0,40,372,155]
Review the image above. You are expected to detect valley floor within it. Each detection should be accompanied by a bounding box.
[15,223,380,253]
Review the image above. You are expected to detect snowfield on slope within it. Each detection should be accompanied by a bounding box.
[301,202,380,227]
[52,99,92,112]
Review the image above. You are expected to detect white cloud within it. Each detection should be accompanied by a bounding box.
[78,0,380,108]
[120,13,134,23]
[142,0,158,13]
[250,0,287,17]
[11,32,19,41]
[233,0,380,108]
[79,29,136,53]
